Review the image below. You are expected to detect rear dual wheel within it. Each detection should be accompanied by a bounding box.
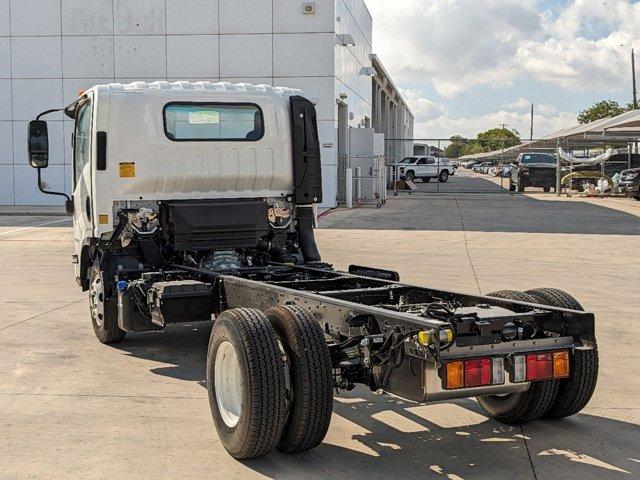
[478,289,597,424]
[207,306,333,459]
[477,290,559,424]
[525,288,599,419]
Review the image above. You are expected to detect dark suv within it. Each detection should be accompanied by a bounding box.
[510,153,556,193]
[619,167,640,200]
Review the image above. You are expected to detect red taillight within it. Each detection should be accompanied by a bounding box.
[526,353,553,381]
[464,358,492,387]
[445,357,495,389]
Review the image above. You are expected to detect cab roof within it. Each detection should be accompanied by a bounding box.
[90,81,305,98]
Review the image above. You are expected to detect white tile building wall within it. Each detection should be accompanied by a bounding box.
[0,0,375,207]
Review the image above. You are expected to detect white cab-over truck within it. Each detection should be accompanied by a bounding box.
[28,81,598,460]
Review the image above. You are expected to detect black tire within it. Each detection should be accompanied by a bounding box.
[207,308,288,459]
[543,187,551,192]
[267,305,333,454]
[517,184,526,193]
[88,265,126,344]
[524,288,598,419]
[477,290,559,424]
[421,177,431,183]
[439,170,449,183]
[405,171,415,182]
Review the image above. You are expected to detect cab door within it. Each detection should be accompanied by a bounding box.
[425,156,437,177]
[72,96,94,278]
[415,157,428,176]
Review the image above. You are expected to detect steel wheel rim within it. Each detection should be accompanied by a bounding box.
[89,272,104,327]
[215,341,243,428]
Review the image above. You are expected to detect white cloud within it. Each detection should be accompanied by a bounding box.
[415,109,576,140]
[503,98,556,115]
[367,0,640,96]
[504,98,532,111]
[400,88,444,121]
[401,91,575,139]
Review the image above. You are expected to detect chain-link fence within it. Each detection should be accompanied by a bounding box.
[334,137,639,205]
[385,138,528,195]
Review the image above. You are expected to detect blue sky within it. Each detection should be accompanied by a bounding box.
[366,0,640,139]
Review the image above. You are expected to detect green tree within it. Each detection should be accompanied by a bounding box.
[460,142,486,157]
[444,135,468,158]
[476,127,521,151]
[577,100,628,124]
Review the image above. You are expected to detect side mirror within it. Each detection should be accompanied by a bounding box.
[28,120,49,168]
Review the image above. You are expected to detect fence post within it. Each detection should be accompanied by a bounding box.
[346,168,353,209]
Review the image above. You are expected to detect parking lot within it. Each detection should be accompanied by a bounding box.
[403,167,512,194]
[1,192,640,480]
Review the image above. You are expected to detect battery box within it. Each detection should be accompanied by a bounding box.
[147,280,213,327]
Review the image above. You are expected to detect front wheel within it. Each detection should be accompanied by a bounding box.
[543,186,551,193]
[405,171,415,182]
[88,265,125,344]
[207,308,288,459]
[439,170,449,183]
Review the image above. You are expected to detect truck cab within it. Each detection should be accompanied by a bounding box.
[509,152,557,192]
[29,82,322,290]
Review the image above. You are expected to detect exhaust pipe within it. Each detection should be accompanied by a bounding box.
[296,205,321,263]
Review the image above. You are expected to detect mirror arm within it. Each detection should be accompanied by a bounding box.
[37,167,71,202]
[36,108,64,121]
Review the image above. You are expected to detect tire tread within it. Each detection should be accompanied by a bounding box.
[268,305,333,453]
[525,288,598,418]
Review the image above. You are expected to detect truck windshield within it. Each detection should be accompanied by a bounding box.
[164,103,263,141]
[521,154,555,164]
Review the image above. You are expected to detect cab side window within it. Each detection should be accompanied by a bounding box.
[425,157,436,165]
[74,99,92,187]
[417,158,427,165]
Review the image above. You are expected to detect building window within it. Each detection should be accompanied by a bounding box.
[163,103,264,141]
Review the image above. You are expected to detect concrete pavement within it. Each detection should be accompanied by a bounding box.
[1,193,639,479]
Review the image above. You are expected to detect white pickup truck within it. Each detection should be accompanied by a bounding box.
[397,156,454,183]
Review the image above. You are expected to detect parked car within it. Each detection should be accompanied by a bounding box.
[397,156,454,182]
[510,153,557,192]
[501,164,513,178]
[619,167,640,200]
[473,162,493,174]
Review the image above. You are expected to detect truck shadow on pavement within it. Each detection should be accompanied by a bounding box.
[117,323,640,480]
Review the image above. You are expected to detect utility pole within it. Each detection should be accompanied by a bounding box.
[530,103,534,141]
[633,49,638,110]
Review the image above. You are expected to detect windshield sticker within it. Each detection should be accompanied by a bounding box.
[188,110,220,124]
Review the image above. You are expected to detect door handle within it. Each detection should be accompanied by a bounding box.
[85,196,91,222]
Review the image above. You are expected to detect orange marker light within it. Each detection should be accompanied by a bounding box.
[446,361,464,389]
[553,351,570,378]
